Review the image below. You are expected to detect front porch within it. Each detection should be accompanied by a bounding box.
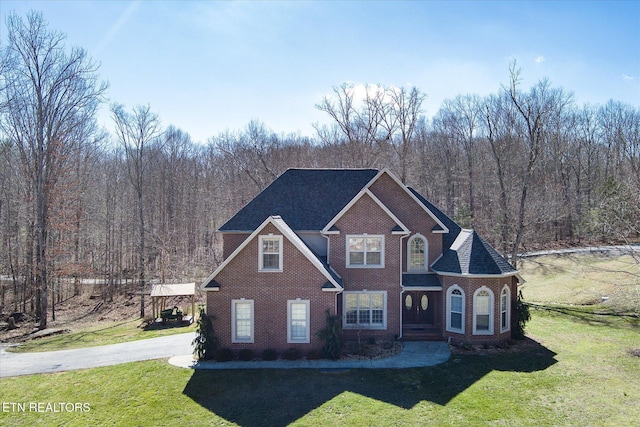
[402,289,442,341]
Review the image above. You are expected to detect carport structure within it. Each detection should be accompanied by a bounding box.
[150,283,196,319]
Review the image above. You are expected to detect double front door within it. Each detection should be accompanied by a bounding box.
[403,291,436,326]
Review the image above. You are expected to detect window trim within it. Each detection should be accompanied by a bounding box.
[231,299,254,343]
[258,234,283,272]
[500,285,511,333]
[446,285,465,333]
[343,291,387,329]
[407,234,428,272]
[346,235,385,268]
[287,299,310,343]
[473,286,494,335]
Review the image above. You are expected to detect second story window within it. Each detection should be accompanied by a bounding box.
[259,235,283,271]
[408,235,428,271]
[347,235,384,267]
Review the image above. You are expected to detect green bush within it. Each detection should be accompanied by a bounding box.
[306,349,323,360]
[261,348,278,361]
[192,307,218,361]
[238,349,254,361]
[513,290,531,339]
[283,347,302,360]
[215,348,234,362]
[317,309,343,360]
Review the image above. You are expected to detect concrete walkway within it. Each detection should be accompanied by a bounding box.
[168,341,451,370]
[0,332,195,377]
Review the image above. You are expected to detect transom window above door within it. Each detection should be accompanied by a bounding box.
[347,235,384,268]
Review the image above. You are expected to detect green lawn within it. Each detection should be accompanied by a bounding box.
[2,253,638,425]
[1,308,638,426]
[519,253,640,313]
[7,318,196,353]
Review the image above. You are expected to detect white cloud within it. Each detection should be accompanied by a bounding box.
[535,56,545,63]
[622,74,635,81]
[94,1,140,56]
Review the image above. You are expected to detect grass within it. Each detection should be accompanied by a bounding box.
[1,309,638,426]
[519,253,640,313]
[1,253,638,425]
[7,318,196,353]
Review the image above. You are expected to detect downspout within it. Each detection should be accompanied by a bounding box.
[399,233,409,340]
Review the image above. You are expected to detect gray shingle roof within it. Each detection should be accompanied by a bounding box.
[402,273,442,288]
[431,229,517,275]
[218,168,516,277]
[219,169,378,232]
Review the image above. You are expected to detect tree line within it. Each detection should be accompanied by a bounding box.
[1,12,639,327]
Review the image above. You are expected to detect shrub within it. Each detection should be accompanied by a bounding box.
[317,309,343,360]
[215,348,234,362]
[513,290,531,339]
[238,349,254,361]
[283,347,302,360]
[192,307,218,361]
[261,348,278,361]
[306,349,323,360]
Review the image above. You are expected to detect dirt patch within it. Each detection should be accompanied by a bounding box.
[341,340,403,360]
[449,337,541,356]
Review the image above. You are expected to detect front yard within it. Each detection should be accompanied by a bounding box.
[1,307,638,426]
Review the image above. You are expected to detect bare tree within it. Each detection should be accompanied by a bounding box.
[0,11,106,328]
[439,94,482,220]
[315,83,387,167]
[381,86,426,183]
[111,103,161,318]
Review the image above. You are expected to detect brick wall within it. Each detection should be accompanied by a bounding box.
[327,192,403,340]
[207,222,336,353]
[440,275,519,345]
[369,172,444,269]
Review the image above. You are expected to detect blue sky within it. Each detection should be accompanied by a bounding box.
[1,1,639,143]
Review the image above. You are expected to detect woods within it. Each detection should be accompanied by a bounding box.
[1,12,639,327]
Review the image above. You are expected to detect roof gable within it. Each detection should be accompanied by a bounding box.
[219,169,378,232]
[366,169,449,234]
[201,216,343,291]
[321,189,410,235]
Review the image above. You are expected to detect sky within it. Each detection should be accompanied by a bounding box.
[1,0,639,144]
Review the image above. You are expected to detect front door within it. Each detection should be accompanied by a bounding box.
[403,291,435,326]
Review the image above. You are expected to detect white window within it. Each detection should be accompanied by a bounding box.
[259,235,283,272]
[232,299,254,343]
[473,287,494,335]
[500,286,511,333]
[343,292,386,329]
[446,285,465,333]
[347,235,384,268]
[288,300,310,343]
[408,235,428,271]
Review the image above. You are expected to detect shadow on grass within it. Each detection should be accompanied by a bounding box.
[529,303,640,327]
[183,338,556,427]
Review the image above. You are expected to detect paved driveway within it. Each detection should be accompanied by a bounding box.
[0,332,195,377]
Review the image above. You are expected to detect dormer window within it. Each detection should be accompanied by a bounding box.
[347,235,384,268]
[259,235,283,272]
[408,235,428,271]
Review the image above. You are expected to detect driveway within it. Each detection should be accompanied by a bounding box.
[0,332,195,377]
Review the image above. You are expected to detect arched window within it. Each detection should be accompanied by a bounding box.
[446,285,464,333]
[500,286,510,333]
[473,287,494,335]
[408,235,428,271]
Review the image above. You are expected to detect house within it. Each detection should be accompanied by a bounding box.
[200,168,521,353]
